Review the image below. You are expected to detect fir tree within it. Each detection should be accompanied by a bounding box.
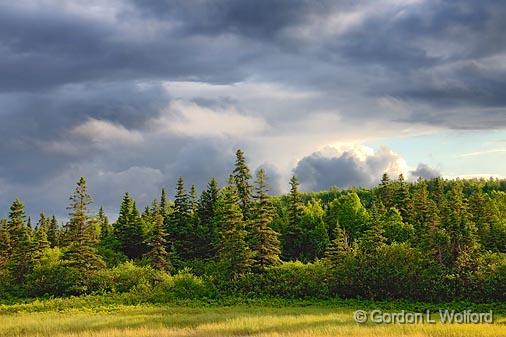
[232,149,252,219]
[62,177,104,271]
[250,169,281,271]
[160,188,171,222]
[217,182,253,278]
[146,207,171,270]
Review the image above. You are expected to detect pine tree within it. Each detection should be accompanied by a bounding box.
[62,177,104,271]
[169,177,195,261]
[114,193,146,259]
[379,173,394,209]
[468,190,498,251]
[217,182,253,278]
[190,184,198,215]
[146,206,171,270]
[232,149,252,219]
[250,169,281,271]
[47,215,59,248]
[325,222,350,266]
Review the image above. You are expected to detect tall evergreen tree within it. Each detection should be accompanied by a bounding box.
[196,177,220,259]
[440,182,479,268]
[34,212,50,257]
[62,177,104,271]
[282,176,305,260]
[0,219,10,264]
[325,222,351,266]
[395,174,413,223]
[250,169,281,271]
[97,207,110,241]
[379,173,394,209]
[160,188,171,222]
[47,215,59,248]
[232,149,252,219]
[7,199,34,284]
[169,177,195,261]
[114,193,146,259]
[359,202,386,253]
[217,182,253,278]
[146,206,171,270]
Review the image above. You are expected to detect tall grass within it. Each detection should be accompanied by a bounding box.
[0,302,504,337]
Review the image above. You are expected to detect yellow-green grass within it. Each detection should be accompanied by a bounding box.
[1,304,505,337]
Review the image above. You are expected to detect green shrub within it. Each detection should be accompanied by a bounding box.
[233,261,331,298]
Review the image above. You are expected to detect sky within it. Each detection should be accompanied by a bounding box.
[0,0,505,219]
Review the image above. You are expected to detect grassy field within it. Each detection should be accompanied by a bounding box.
[1,299,505,337]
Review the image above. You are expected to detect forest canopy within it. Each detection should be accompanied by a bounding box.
[0,150,505,302]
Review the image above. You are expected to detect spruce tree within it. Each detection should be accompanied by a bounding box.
[359,203,386,253]
[62,177,104,271]
[379,173,394,208]
[146,206,171,270]
[395,174,413,223]
[250,169,281,271]
[114,193,146,259]
[217,182,253,278]
[160,188,171,222]
[97,207,110,241]
[441,182,479,268]
[196,177,220,259]
[232,149,252,219]
[7,199,34,284]
[169,177,195,261]
[0,219,10,264]
[282,176,304,260]
[325,222,350,266]
[47,215,59,248]
[34,213,50,257]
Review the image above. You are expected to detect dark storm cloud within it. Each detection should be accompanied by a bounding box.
[1,0,506,218]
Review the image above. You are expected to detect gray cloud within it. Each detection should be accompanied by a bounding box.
[0,0,505,219]
[293,146,409,192]
[409,163,441,181]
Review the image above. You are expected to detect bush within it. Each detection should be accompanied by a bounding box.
[232,261,331,298]
[149,268,216,301]
[94,261,168,293]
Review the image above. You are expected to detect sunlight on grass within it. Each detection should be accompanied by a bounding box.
[0,305,504,337]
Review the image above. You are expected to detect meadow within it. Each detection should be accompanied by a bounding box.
[1,297,505,337]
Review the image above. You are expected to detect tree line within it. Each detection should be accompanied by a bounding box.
[0,149,505,300]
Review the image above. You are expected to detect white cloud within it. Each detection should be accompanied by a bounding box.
[71,117,143,144]
[150,99,268,138]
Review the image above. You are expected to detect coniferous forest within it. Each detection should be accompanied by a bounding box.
[1,149,505,303]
